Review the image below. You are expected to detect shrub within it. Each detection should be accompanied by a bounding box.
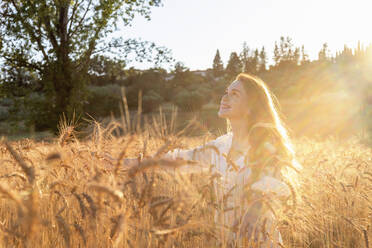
[23,92,53,131]
[142,90,164,112]
[0,106,9,121]
[85,84,122,118]
[172,86,210,112]
[0,98,14,107]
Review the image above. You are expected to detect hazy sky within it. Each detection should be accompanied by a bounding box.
[121,0,372,70]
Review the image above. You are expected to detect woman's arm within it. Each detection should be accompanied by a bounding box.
[118,142,216,174]
[120,133,228,174]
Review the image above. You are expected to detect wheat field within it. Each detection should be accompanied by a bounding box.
[0,109,370,248]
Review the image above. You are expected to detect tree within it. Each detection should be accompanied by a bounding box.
[89,55,127,86]
[280,36,294,61]
[212,49,224,77]
[273,36,299,69]
[259,47,267,73]
[245,49,259,75]
[240,42,250,72]
[300,45,310,65]
[226,52,242,78]
[0,0,171,130]
[273,42,281,66]
[293,47,300,66]
[318,43,330,61]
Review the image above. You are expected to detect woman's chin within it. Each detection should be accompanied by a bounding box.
[218,109,231,118]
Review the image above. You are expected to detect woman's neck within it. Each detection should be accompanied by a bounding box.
[229,118,252,150]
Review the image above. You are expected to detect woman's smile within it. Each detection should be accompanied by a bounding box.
[220,103,231,110]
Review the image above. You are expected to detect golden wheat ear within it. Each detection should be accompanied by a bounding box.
[57,111,80,147]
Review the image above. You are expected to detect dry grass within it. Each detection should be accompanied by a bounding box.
[0,93,370,247]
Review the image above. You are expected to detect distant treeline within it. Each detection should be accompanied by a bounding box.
[1,37,372,137]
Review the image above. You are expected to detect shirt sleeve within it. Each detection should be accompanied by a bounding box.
[163,134,227,167]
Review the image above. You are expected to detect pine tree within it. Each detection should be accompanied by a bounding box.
[212,49,224,77]
[318,43,329,61]
[293,47,300,66]
[243,49,258,75]
[259,46,267,73]
[278,36,294,61]
[252,49,259,73]
[240,42,250,72]
[225,52,242,78]
[273,42,281,66]
[279,36,286,60]
[300,45,309,65]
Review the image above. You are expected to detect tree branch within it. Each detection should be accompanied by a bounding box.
[9,0,50,64]
[4,54,42,72]
[67,0,81,35]
[68,0,92,38]
[42,12,59,53]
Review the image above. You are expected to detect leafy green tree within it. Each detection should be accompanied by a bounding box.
[212,49,224,77]
[170,62,191,89]
[84,84,122,118]
[173,85,209,111]
[0,0,171,130]
[123,68,167,108]
[89,55,127,86]
[142,90,164,112]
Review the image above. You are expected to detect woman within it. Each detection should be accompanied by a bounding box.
[162,73,302,247]
[123,73,302,246]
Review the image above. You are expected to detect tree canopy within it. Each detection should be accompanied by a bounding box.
[0,0,172,130]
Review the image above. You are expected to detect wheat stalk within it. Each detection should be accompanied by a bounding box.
[56,215,71,248]
[4,142,35,185]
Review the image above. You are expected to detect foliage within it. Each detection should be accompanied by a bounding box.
[225,52,242,79]
[0,106,9,121]
[212,49,224,77]
[142,90,164,112]
[22,92,53,130]
[1,32,371,139]
[89,55,127,86]
[0,0,172,130]
[84,84,122,118]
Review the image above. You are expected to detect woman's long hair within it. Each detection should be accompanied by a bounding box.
[232,73,302,181]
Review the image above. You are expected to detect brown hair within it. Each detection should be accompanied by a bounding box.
[234,73,302,180]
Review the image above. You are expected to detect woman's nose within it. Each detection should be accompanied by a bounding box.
[221,94,229,101]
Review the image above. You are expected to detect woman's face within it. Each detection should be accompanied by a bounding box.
[218,80,250,119]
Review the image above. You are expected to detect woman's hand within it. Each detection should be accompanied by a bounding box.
[122,158,139,168]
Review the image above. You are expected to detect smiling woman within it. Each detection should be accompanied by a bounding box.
[121,73,302,246]
[161,73,303,246]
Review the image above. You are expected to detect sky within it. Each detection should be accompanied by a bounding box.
[120,0,372,70]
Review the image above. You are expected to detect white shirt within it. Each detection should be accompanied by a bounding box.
[164,132,289,245]
[165,132,290,196]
